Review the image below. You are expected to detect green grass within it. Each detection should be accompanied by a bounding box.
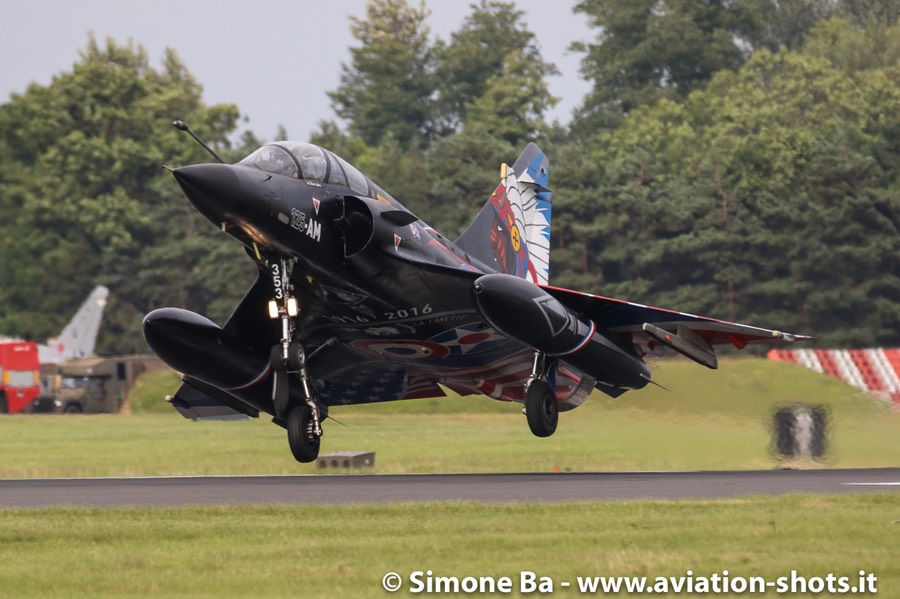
[2,359,898,598]
[125,367,182,414]
[1,358,897,477]
[0,495,896,598]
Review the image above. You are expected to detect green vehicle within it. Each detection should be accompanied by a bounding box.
[34,355,163,414]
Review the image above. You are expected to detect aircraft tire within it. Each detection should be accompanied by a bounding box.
[270,345,287,372]
[525,380,558,437]
[287,342,305,372]
[287,404,320,463]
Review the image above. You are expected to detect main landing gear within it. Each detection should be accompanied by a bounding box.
[267,257,325,463]
[524,351,558,438]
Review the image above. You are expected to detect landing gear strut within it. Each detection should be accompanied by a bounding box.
[524,351,558,438]
[267,257,324,463]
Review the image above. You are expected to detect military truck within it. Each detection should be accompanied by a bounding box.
[32,355,164,414]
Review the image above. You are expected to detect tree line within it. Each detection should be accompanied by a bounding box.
[0,0,897,352]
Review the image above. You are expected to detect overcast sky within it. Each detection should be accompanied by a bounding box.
[1,0,594,144]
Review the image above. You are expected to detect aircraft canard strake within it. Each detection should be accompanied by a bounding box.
[143,134,810,463]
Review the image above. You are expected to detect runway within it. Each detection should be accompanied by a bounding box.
[1,468,897,508]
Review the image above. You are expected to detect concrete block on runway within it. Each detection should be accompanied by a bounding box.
[317,451,375,469]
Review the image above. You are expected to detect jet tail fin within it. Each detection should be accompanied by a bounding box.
[40,286,109,363]
[455,143,552,285]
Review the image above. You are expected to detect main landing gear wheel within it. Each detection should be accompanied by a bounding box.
[287,404,321,463]
[525,379,558,438]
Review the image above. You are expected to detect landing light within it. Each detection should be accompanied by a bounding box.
[267,298,299,318]
[286,298,299,317]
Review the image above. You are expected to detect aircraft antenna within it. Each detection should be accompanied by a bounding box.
[640,373,670,392]
[173,120,226,164]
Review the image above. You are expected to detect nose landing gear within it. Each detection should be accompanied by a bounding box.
[271,341,325,463]
[267,257,324,463]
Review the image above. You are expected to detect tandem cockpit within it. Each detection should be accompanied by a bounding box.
[239,142,373,197]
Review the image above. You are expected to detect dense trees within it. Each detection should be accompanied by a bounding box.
[552,15,900,346]
[0,37,256,352]
[0,1,897,350]
[329,0,435,149]
[571,0,760,130]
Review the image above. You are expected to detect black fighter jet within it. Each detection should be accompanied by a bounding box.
[143,123,809,463]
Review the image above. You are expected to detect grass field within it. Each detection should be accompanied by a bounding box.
[1,494,897,598]
[2,358,898,598]
[1,358,897,477]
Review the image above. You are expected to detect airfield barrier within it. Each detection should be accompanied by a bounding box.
[768,348,900,406]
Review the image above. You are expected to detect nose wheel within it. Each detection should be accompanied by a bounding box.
[287,404,321,463]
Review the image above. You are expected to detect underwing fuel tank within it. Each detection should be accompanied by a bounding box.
[142,308,271,394]
[472,274,650,390]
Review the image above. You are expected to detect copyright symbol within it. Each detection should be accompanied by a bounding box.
[382,572,403,592]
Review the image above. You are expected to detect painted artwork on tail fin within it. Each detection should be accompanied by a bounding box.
[41,285,109,363]
[455,143,552,284]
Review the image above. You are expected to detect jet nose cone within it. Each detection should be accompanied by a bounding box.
[172,163,242,221]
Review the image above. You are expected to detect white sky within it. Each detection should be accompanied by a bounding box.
[1,0,594,143]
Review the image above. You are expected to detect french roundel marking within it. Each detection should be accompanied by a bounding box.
[352,339,450,360]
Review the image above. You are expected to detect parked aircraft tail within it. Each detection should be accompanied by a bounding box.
[455,143,552,285]
[40,285,109,363]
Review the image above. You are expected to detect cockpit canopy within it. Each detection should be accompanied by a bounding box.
[239,142,371,196]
